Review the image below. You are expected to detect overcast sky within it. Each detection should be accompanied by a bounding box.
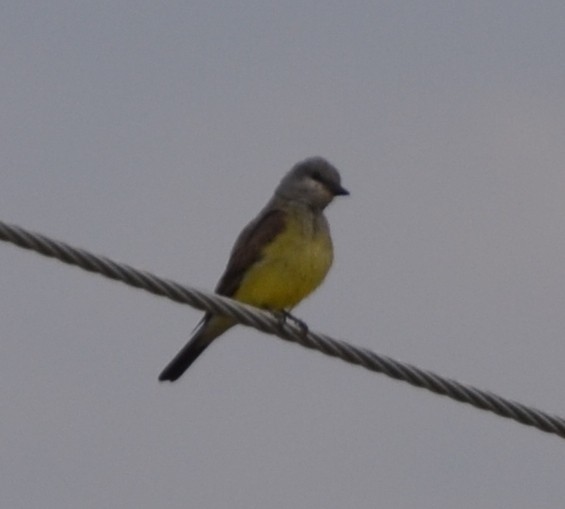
[2,2,565,508]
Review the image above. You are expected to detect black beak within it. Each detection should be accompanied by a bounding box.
[332,183,349,196]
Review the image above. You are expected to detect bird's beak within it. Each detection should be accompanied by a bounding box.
[332,184,349,196]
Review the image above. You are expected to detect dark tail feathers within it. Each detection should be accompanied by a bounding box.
[158,335,211,382]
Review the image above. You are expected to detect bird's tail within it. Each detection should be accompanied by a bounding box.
[158,316,233,382]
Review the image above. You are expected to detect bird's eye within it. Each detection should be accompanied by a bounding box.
[310,170,322,182]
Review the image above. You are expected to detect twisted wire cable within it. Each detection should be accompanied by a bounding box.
[1,219,564,440]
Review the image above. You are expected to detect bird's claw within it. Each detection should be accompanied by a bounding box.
[273,310,309,338]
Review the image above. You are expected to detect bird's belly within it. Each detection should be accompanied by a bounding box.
[234,225,333,310]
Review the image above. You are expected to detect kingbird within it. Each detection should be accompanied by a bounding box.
[159,157,348,381]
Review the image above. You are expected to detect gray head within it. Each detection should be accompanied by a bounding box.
[275,157,349,210]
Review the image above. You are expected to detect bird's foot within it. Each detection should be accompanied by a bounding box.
[273,310,309,338]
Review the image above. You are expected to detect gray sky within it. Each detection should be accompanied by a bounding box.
[2,2,565,508]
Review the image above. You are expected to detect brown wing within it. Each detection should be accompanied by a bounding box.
[158,208,287,381]
[215,208,287,297]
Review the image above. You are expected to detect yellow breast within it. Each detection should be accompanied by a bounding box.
[234,211,333,310]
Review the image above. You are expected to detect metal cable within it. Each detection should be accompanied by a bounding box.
[1,219,564,440]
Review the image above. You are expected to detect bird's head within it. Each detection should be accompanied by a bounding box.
[276,157,349,210]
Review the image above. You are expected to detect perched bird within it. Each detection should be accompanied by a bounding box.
[159,157,348,381]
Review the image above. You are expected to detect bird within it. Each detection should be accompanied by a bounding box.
[158,156,349,381]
